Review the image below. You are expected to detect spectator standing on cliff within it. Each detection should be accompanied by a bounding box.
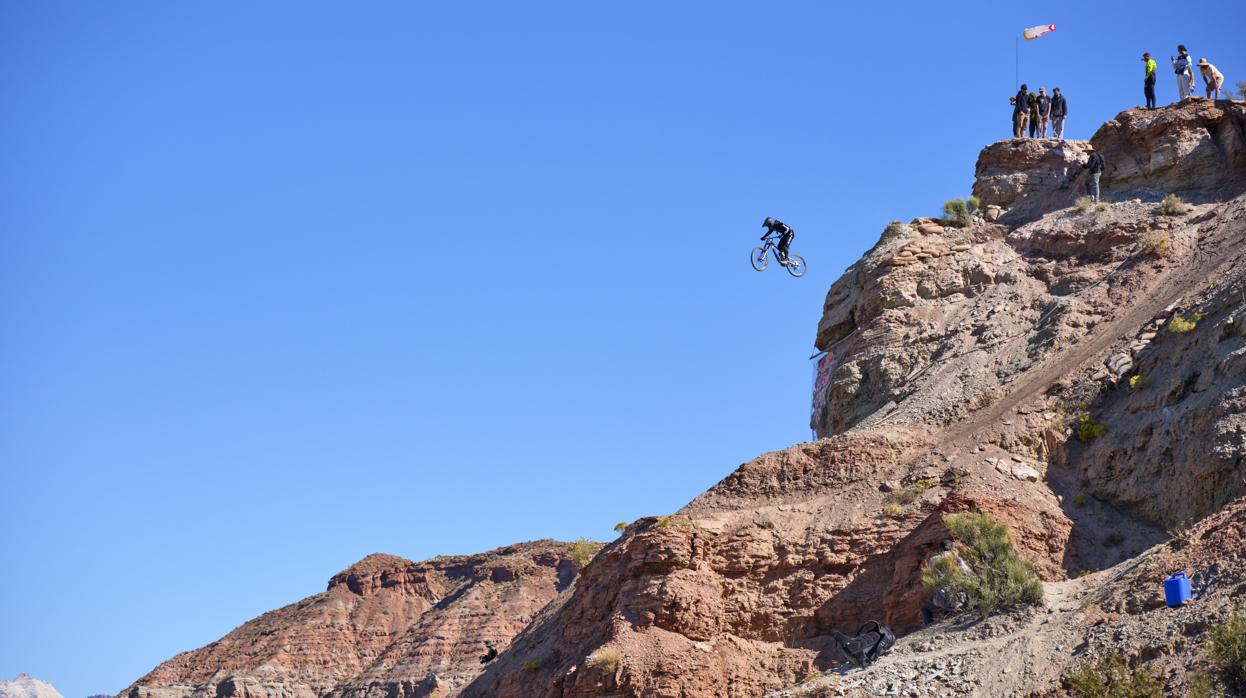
[1050,88,1068,140]
[1143,53,1157,109]
[1198,58,1225,99]
[1011,84,1030,138]
[1086,151,1106,202]
[1172,46,1195,99]
[1035,87,1052,138]
[1028,91,1041,138]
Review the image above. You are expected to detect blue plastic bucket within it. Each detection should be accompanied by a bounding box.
[1164,572,1192,607]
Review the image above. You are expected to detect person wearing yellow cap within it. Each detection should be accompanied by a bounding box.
[1198,58,1225,100]
[1142,53,1157,110]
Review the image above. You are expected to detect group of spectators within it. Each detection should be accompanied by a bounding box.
[1009,45,1231,139]
[1143,45,1226,109]
[1010,85,1068,140]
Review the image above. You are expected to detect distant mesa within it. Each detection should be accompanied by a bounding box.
[0,675,65,698]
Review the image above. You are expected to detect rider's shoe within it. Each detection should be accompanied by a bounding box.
[779,259,790,266]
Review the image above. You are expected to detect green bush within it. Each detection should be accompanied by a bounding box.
[913,478,936,493]
[881,502,904,519]
[923,512,1044,619]
[1236,81,1246,100]
[1063,652,1164,697]
[1168,311,1206,333]
[1158,194,1189,216]
[1129,375,1145,390]
[1187,671,1213,698]
[1207,612,1246,692]
[613,521,628,533]
[586,647,621,673]
[1142,233,1171,257]
[522,659,541,672]
[570,538,603,567]
[941,197,979,228]
[655,515,694,529]
[1076,414,1107,442]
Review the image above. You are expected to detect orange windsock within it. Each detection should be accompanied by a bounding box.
[1023,24,1056,40]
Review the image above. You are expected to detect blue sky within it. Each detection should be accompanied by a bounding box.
[2,1,1243,695]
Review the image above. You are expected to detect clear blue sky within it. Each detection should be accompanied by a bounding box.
[2,2,1242,695]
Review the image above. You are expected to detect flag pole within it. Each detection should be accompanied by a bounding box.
[1015,35,1019,89]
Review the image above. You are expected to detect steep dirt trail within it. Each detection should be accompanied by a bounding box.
[936,203,1244,450]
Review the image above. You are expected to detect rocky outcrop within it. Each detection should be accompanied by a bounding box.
[972,138,1094,220]
[973,99,1246,223]
[121,542,579,698]
[1091,98,1246,201]
[0,676,64,698]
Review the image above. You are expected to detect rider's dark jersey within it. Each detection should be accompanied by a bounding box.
[764,219,793,237]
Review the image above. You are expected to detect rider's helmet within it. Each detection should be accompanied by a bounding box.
[762,216,775,229]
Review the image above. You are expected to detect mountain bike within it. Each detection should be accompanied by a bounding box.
[751,236,806,277]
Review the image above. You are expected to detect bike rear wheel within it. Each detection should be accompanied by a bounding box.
[750,247,769,272]
[785,255,807,277]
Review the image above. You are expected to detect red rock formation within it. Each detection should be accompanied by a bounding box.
[121,542,578,698]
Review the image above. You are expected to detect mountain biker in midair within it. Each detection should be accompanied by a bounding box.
[761,217,795,265]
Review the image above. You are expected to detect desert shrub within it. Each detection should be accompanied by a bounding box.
[1078,569,1093,578]
[522,659,541,672]
[1207,612,1246,692]
[1063,652,1164,698]
[586,647,621,673]
[570,538,603,567]
[1168,311,1206,334]
[887,488,918,505]
[613,521,628,533]
[1074,493,1087,507]
[924,512,1044,619]
[1187,671,1214,698]
[881,503,904,519]
[1104,532,1125,547]
[655,515,694,529]
[1142,233,1171,257]
[1129,375,1145,390]
[1236,81,1246,100]
[941,197,979,228]
[1158,194,1189,216]
[914,478,936,493]
[1076,414,1107,442]
[1075,196,1108,214]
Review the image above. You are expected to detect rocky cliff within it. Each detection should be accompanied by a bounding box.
[120,542,579,698]
[462,99,1246,697]
[121,99,1246,698]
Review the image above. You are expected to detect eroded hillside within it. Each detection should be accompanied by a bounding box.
[462,98,1246,698]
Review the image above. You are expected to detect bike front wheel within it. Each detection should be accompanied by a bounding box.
[785,255,807,277]
[750,247,769,272]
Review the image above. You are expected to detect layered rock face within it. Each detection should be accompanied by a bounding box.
[121,542,578,698]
